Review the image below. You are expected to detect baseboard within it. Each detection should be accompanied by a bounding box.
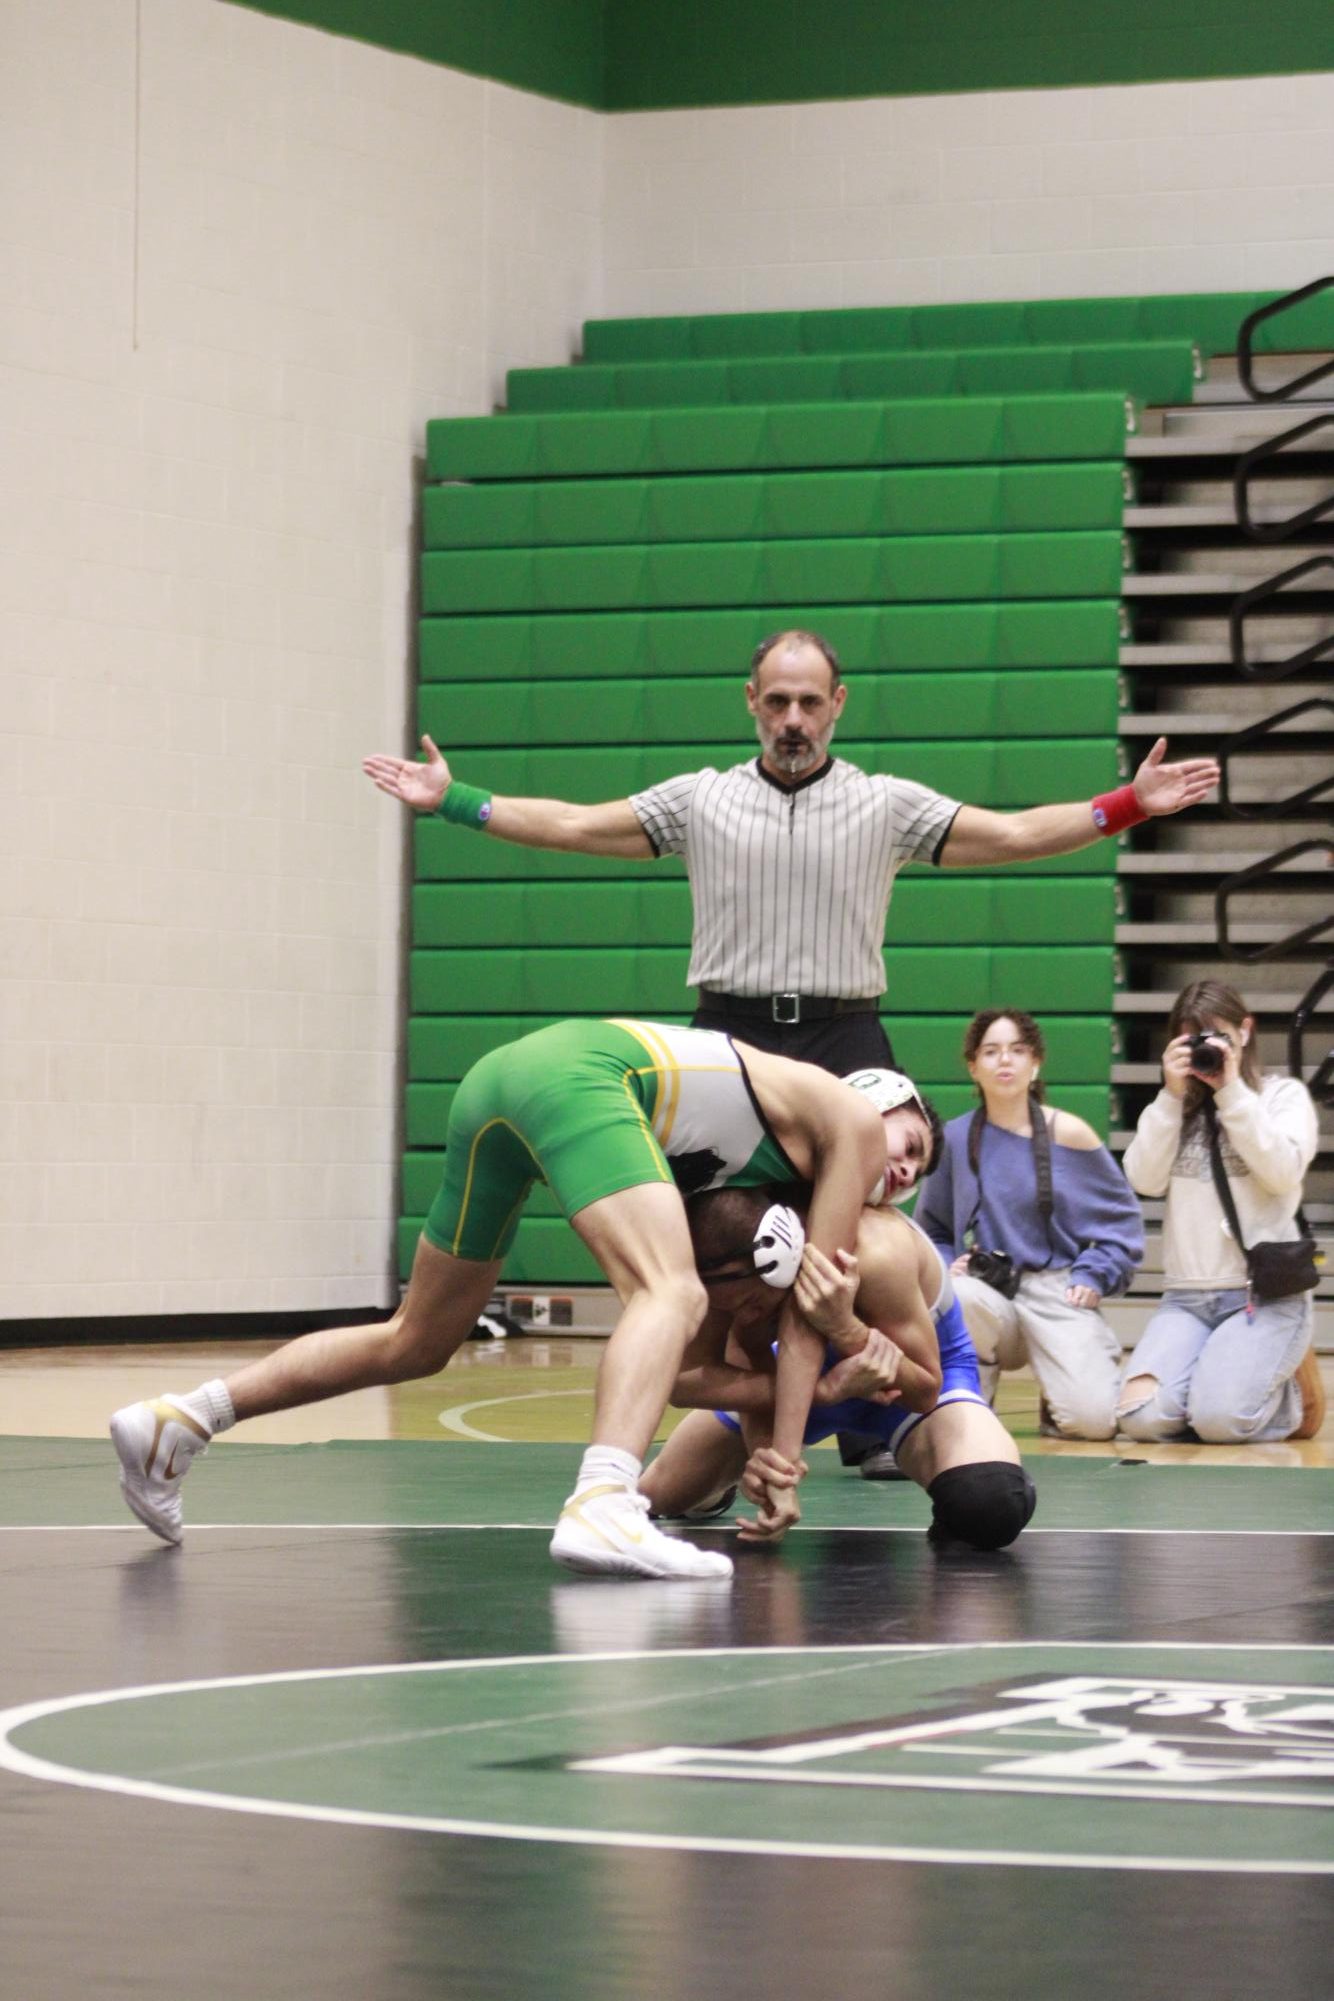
[0,1308,393,1351]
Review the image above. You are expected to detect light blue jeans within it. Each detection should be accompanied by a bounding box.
[1117,1287,1312,1444]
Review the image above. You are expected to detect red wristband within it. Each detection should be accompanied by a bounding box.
[1091,784,1147,836]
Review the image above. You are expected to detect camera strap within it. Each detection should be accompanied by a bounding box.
[1201,1096,1315,1259]
[965,1091,1055,1263]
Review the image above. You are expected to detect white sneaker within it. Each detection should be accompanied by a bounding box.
[109,1396,212,1545]
[550,1483,733,1581]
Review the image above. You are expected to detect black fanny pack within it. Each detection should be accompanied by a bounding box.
[1204,1101,1322,1301]
[1240,1237,1322,1301]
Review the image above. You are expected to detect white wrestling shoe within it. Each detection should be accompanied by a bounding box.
[550,1483,733,1581]
[109,1396,212,1545]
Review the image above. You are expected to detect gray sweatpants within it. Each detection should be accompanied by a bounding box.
[953,1266,1123,1441]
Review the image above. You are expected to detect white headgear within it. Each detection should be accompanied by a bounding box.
[751,1202,806,1288]
[697,1201,806,1290]
[842,1067,928,1120]
[842,1067,931,1207]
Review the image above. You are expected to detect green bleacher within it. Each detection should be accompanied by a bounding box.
[420,532,1124,615]
[422,675,1119,751]
[407,1015,1117,1086]
[409,946,1117,1020]
[417,601,1122,680]
[405,741,1119,812]
[580,289,1334,364]
[504,342,1197,414]
[411,877,1117,950]
[422,464,1125,547]
[398,288,1293,1284]
[426,394,1132,481]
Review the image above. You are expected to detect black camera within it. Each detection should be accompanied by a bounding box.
[1186,1031,1227,1076]
[966,1247,1021,1299]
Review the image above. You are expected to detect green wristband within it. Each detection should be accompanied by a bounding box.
[435,781,494,829]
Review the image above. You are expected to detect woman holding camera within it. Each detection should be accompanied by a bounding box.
[1117,978,1322,1444]
[914,1009,1144,1438]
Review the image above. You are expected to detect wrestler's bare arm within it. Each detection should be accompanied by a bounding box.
[843,1211,943,1413]
[673,1312,773,1411]
[752,1062,888,1466]
[790,1208,942,1413]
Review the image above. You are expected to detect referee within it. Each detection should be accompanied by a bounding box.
[365,626,1218,1076]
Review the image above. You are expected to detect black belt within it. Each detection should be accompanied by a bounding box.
[697,990,879,1026]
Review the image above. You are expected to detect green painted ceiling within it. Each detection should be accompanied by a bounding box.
[227,1,1334,111]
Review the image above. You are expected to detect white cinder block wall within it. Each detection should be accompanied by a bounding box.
[602,74,1334,317]
[3,7,1331,1323]
[0,0,601,1318]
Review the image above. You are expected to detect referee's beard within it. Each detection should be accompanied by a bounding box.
[756,717,836,780]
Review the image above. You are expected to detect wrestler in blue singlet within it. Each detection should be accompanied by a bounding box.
[717,1216,986,1467]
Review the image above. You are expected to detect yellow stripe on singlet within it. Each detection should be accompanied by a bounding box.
[608,1018,683,1148]
[452,1117,543,1259]
[616,1070,675,1182]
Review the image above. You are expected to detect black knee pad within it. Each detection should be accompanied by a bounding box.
[927,1462,1036,1551]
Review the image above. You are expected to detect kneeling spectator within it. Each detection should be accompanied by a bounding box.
[1118,978,1323,1444]
[914,1009,1143,1439]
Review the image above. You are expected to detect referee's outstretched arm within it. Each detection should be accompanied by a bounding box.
[939,737,1218,867]
[363,732,1219,867]
[362,732,654,858]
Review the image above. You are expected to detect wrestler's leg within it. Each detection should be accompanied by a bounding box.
[109,1234,499,1545]
[226,1235,500,1417]
[640,1411,747,1517]
[570,1180,710,1463]
[552,1182,730,1579]
[895,1401,1033,1551]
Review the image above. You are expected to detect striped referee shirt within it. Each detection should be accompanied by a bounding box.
[630,757,960,998]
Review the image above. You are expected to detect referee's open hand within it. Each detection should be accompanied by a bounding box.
[362,733,451,812]
[1131,737,1219,817]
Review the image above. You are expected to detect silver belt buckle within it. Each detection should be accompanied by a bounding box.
[772,992,800,1024]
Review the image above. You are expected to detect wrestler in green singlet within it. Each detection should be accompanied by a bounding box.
[423,1018,799,1263]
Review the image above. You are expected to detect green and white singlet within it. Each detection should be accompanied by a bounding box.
[423,1018,799,1264]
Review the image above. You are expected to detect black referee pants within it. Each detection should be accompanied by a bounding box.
[689,1003,897,1470]
[688,1007,897,1075]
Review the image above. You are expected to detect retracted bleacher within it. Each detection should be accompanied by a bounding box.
[402,290,1285,1285]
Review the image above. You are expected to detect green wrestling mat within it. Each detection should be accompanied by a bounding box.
[1,1437,1329,1534]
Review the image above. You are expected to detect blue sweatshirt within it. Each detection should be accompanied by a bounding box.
[913,1112,1145,1300]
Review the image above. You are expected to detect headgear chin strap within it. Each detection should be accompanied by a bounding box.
[698,1202,806,1290]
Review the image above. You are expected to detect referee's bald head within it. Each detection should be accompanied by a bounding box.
[749,628,842,691]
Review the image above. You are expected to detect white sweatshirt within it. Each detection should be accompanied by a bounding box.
[1123,1075,1318,1289]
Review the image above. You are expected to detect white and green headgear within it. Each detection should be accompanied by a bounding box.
[842,1067,930,1206]
[842,1067,928,1120]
